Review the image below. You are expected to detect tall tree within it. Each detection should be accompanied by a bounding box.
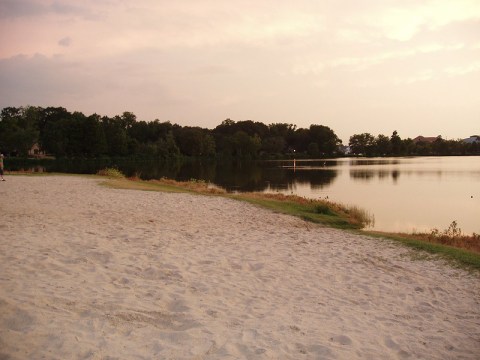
[349,133,375,156]
[0,106,40,156]
[390,130,403,155]
[102,116,128,156]
[309,125,341,156]
[375,134,391,155]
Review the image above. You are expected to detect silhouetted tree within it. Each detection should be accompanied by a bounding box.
[390,130,403,155]
[102,116,128,156]
[0,106,39,156]
[309,124,341,156]
[375,134,391,156]
[349,133,375,156]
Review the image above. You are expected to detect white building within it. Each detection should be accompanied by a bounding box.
[463,135,480,144]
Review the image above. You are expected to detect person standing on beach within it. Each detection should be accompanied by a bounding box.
[0,153,5,181]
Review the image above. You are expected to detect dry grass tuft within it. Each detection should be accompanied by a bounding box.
[148,177,227,195]
[97,167,125,178]
[409,221,480,254]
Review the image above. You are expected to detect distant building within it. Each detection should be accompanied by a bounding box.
[413,136,440,143]
[463,135,480,144]
[28,143,46,158]
[338,145,351,155]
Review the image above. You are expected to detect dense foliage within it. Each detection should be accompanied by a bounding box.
[0,106,478,158]
[348,131,480,156]
[0,106,342,158]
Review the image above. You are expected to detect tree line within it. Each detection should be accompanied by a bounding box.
[0,106,478,158]
[348,131,479,156]
[0,106,341,158]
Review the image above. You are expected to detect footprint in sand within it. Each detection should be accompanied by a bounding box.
[241,329,258,342]
[2,307,36,332]
[248,262,264,271]
[330,334,352,345]
[384,336,410,358]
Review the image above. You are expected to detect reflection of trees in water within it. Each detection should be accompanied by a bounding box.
[350,170,401,182]
[12,158,338,193]
[213,164,338,192]
[348,159,400,166]
[350,170,375,181]
[213,161,266,192]
[292,170,337,190]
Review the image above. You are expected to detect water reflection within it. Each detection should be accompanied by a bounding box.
[8,158,338,193]
[350,169,400,182]
[290,170,337,190]
[348,159,400,166]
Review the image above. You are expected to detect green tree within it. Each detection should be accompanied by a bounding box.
[309,125,341,156]
[262,136,286,154]
[390,130,403,155]
[307,142,320,157]
[82,114,107,156]
[43,118,69,156]
[157,132,180,157]
[231,131,261,158]
[175,127,215,156]
[102,116,128,156]
[291,128,311,153]
[0,106,40,156]
[349,133,375,156]
[374,134,391,156]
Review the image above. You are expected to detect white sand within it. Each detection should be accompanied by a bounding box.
[0,175,479,359]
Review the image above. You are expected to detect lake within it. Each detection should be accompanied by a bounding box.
[11,156,480,234]
[270,157,480,235]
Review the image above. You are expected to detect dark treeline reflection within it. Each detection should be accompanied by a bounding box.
[350,170,400,182]
[9,158,338,192]
[289,169,338,190]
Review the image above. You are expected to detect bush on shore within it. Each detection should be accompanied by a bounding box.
[97,167,125,178]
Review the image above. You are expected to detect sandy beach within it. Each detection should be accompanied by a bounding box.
[0,175,479,359]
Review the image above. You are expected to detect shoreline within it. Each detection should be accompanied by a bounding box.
[1,175,479,359]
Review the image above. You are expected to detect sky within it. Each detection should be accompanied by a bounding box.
[0,0,479,143]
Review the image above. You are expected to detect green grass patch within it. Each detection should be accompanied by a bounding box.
[366,231,480,271]
[96,167,125,178]
[101,178,190,193]
[230,194,364,230]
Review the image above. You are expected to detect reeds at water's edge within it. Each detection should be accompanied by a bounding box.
[408,221,480,254]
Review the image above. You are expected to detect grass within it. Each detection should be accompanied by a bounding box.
[96,167,125,178]
[366,231,480,270]
[409,222,479,253]
[230,192,374,230]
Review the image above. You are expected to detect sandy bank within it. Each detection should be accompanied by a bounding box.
[0,176,479,359]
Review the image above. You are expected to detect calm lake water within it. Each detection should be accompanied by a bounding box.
[271,157,480,235]
[12,156,480,234]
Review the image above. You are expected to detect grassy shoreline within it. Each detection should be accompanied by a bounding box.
[8,171,480,270]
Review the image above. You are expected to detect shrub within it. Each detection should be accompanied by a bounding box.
[412,221,480,253]
[97,167,125,178]
[313,204,333,215]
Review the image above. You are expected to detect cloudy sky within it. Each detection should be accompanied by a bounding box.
[1,0,479,142]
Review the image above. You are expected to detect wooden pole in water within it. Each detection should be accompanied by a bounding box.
[293,150,296,172]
